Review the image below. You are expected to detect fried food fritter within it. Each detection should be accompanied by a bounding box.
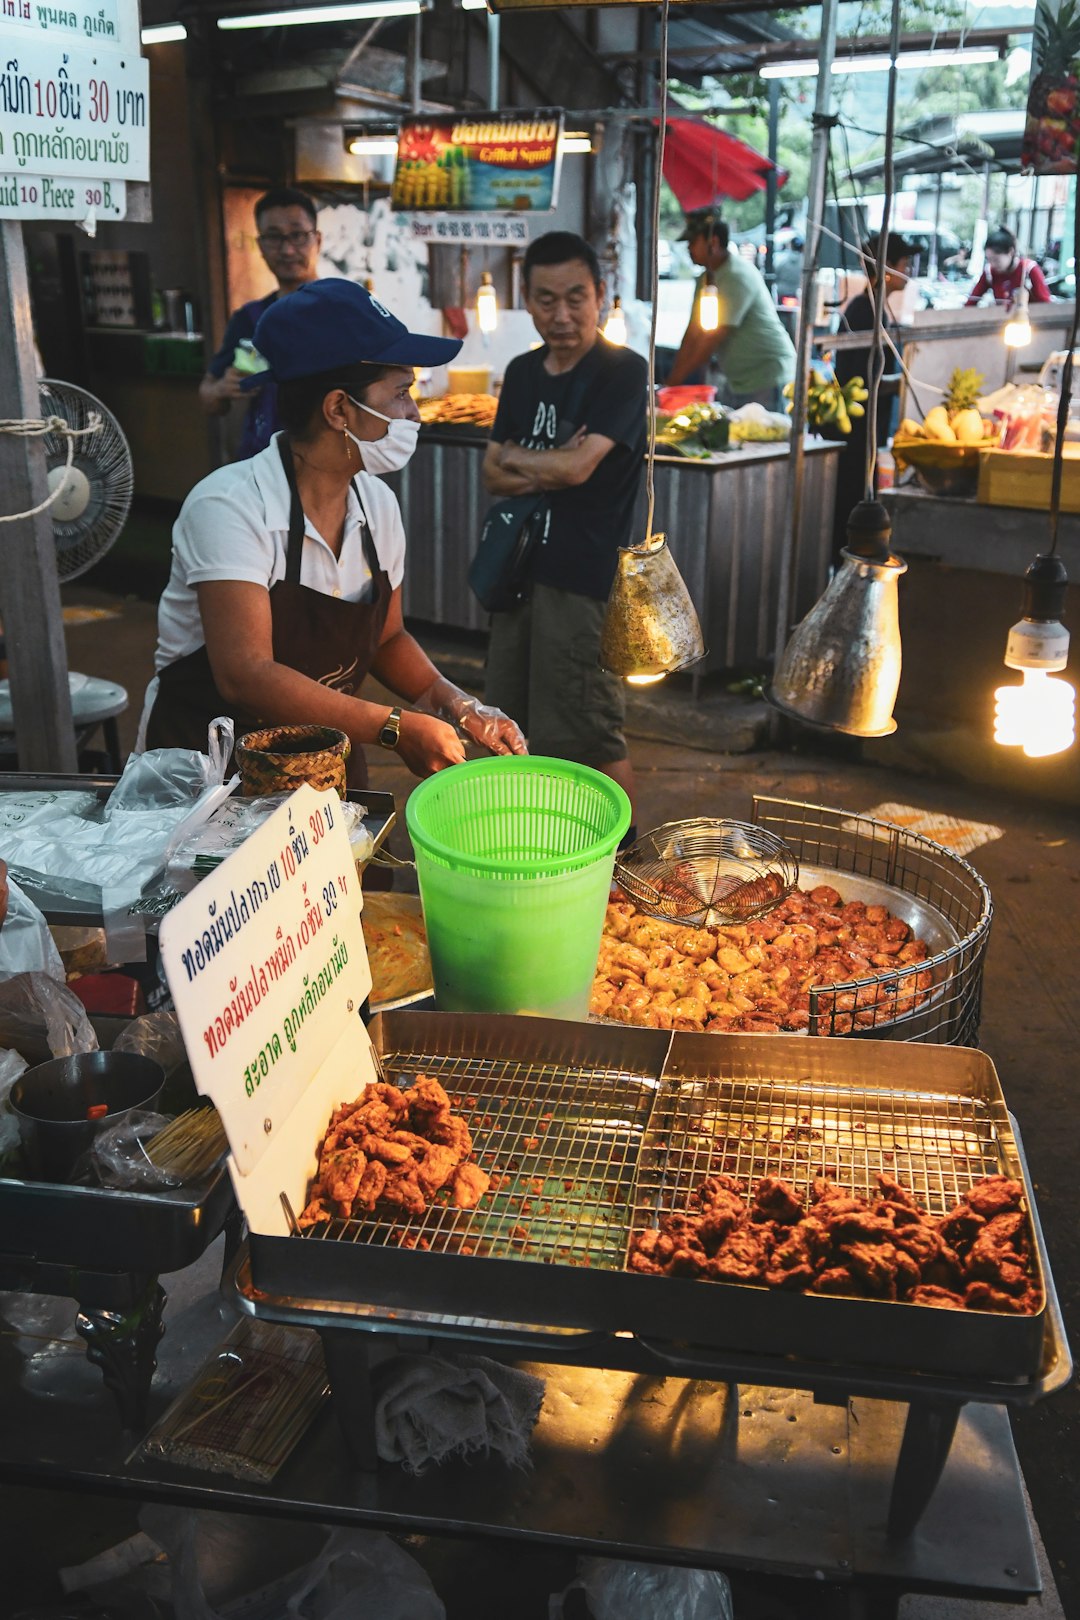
[593,883,936,1035]
[299,1074,487,1227]
[627,1172,1039,1315]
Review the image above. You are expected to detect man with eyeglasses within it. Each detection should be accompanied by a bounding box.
[199,186,322,460]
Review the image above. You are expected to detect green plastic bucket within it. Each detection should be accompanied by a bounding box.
[405,756,631,1019]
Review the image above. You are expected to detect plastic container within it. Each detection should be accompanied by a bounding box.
[448,365,492,394]
[405,757,631,1019]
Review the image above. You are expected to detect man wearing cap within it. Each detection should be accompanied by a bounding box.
[965,226,1051,310]
[199,186,322,461]
[143,280,526,781]
[666,211,795,407]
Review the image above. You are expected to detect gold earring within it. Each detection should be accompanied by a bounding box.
[343,429,352,462]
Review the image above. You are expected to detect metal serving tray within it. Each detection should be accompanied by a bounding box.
[0,1161,235,1278]
[0,773,395,927]
[248,1013,1048,1385]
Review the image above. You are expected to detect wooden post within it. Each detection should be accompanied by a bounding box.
[0,221,78,771]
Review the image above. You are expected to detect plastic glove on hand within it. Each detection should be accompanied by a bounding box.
[457,698,528,756]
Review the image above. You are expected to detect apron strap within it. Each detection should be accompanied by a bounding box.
[276,436,384,589]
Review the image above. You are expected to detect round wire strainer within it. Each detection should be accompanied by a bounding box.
[614,818,799,927]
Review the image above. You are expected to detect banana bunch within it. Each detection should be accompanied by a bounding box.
[784,369,869,436]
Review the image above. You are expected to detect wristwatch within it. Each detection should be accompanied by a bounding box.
[378,706,402,750]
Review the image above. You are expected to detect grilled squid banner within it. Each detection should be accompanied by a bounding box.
[159,785,373,1221]
[391,109,564,213]
[1024,0,1080,172]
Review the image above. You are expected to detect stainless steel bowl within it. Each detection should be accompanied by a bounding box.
[10,1051,166,1183]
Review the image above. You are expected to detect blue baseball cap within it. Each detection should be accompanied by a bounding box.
[250,278,462,381]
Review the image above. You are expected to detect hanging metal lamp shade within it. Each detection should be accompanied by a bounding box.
[600,533,706,681]
[769,500,907,737]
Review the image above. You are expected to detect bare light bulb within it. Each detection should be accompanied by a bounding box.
[1003,287,1032,349]
[994,669,1075,756]
[993,560,1075,758]
[603,297,627,346]
[698,278,720,333]
[476,271,498,336]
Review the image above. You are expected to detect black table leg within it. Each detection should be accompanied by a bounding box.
[319,1327,400,1471]
[75,1277,166,1431]
[103,715,123,773]
[886,1398,963,1539]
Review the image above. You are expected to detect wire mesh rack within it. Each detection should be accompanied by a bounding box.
[634,1075,1006,1228]
[305,1048,658,1270]
[751,796,993,1045]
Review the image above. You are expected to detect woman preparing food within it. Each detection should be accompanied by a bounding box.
[141,279,525,782]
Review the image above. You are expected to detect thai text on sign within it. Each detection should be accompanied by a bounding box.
[159,786,371,1178]
[0,0,140,52]
[0,39,150,179]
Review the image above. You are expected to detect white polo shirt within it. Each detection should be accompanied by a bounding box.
[153,433,407,673]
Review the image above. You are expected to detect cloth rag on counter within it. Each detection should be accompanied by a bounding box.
[373,1353,545,1474]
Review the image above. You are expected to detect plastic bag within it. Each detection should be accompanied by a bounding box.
[0,971,98,1062]
[549,1558,734,1620]
[0,875,65,982]
[139,1508,445,1620]
[0,1046,29,1169]
[113,1010,186,1074]
[88,1108,177,1189]
[165,793,372,895]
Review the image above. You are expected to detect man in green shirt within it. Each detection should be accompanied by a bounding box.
[667,210,796,409]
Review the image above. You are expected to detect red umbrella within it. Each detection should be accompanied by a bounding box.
[660,116,787,209]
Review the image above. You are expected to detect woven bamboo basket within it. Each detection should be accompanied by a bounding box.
[235,725,350,798]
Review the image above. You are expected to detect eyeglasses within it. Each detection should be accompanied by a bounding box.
[257,229,317,251]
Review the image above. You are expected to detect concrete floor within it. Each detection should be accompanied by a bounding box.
[3,580,1078,1618]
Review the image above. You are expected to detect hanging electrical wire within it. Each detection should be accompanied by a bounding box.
[864,0,903,502]
[644,0,671,544]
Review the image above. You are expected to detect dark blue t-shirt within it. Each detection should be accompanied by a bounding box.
[207,290,279,461]
[490,335,648,601]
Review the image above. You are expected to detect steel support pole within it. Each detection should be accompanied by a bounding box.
[772,0,839,671]
[487,9,500,111]
[765,78,780,289]
[408,12,422,113]
[0,221,77,771]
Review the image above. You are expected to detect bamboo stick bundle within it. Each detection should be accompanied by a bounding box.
[146,1106,229,1181]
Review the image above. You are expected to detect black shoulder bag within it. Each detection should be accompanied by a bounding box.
[469,344,606,613]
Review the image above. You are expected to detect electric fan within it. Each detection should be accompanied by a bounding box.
[38,379,134,580]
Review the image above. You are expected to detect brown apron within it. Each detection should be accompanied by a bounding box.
[146,437,392,789]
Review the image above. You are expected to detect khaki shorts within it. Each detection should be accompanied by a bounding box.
[484,583,628,766]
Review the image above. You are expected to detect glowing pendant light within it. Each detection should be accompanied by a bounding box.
[698,276,720,333]
[994,554,1075,757]
[597,0,706,686]
[1003,285,1032,348]
[603,296,627,346]
[476,270,498,335]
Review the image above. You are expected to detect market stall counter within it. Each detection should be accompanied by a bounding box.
[391,431,841,682]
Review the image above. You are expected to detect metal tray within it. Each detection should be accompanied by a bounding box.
[0,1161,235,1277]
[0,774,395,927]
[248,1013,1048,1386]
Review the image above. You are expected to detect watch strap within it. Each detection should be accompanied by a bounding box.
[378,706,402,749]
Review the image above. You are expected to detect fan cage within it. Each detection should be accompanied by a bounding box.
[614,817,800,925]
[39,379,133,582]
[751,795,993,1046]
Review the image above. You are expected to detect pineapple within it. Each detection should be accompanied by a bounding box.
[945,368,985,415]
[945,367,985,445]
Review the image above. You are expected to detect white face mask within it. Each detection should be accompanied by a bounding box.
[346,395,420,475]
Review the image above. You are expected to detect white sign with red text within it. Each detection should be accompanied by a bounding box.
[160,787,372,1209]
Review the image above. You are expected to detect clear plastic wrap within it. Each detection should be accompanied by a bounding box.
[549,1558,734,1620]
[0,1046,29,1169]
[87,1107,178,1189]
[0,971,98,1062]
[165,793,373,895]
[113,1010,187,1075]
[0,875,65,981]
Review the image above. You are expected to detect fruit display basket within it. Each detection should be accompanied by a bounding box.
[892,440,982,498]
